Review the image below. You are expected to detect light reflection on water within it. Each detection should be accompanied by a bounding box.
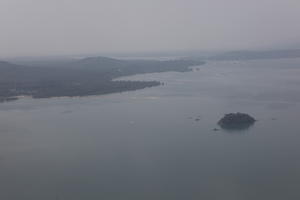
[1,58,300,199]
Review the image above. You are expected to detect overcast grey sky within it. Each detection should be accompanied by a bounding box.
[0,0,299,57]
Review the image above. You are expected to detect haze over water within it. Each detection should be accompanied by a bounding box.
[1,58,300,199]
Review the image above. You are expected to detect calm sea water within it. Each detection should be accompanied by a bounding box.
[1,58,300,200]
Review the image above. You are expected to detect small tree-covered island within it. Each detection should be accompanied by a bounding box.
[218,112,256,130]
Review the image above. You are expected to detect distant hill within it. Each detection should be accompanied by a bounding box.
[0,57,204,101]
[208,49,300,61]
[67,56,204,77]
[0,61,20,69]
[72,56,125,69]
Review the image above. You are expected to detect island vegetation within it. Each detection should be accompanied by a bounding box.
[218,112,256,130]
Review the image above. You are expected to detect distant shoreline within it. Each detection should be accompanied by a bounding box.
[0,57,204,102]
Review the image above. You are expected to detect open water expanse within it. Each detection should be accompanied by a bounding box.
[1,58,300,200]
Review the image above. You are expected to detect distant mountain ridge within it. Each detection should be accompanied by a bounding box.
[208,49,300,61]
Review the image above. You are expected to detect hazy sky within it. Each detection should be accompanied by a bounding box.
[0,0,300,57]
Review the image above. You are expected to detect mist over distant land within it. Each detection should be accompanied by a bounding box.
[0,0,300,58]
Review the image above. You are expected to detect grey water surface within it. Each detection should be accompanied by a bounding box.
[1,58,300,200]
